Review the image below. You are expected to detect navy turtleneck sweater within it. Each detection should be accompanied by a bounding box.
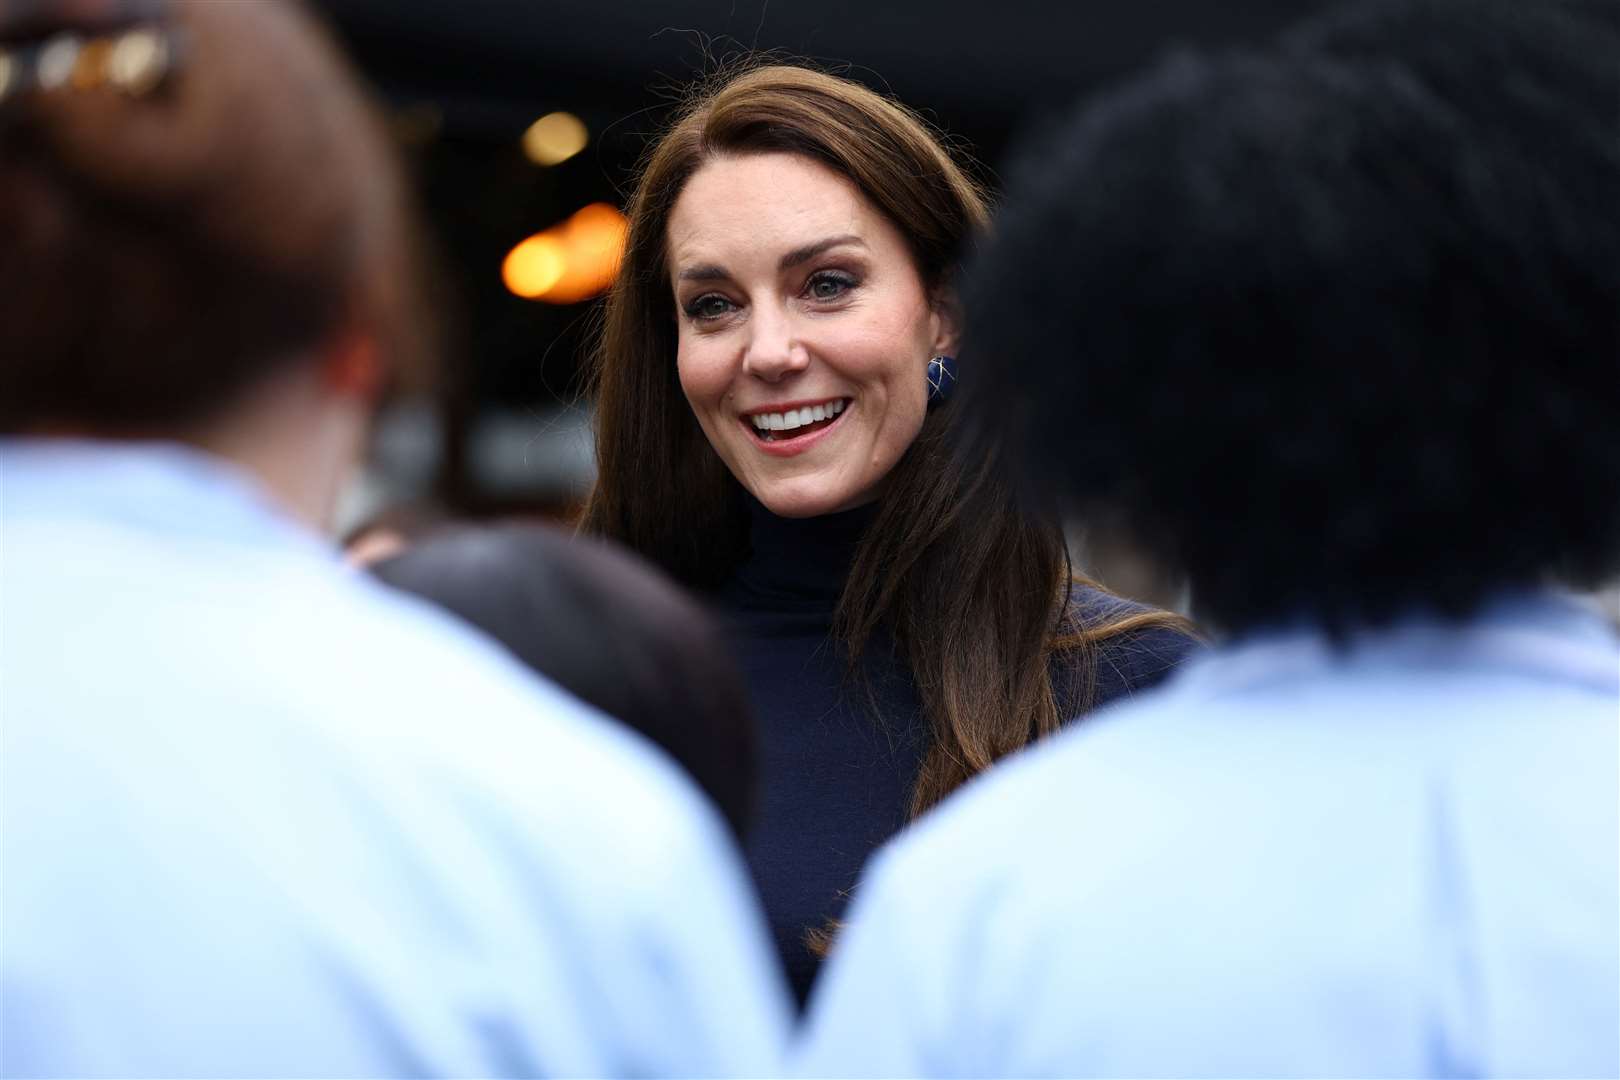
[712,499,1199,1005]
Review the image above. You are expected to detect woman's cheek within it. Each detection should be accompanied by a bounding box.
[675,342,718,406]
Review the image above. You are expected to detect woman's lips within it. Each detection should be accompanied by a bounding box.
[741,399,851,457]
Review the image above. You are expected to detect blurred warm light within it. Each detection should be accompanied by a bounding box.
[502,234,568,299]
[501,203,628,304]
[522,111,589,167]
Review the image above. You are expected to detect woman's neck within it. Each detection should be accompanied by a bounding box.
[728,496,880,603]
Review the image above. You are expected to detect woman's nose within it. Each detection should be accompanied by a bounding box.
[741,308,811,383]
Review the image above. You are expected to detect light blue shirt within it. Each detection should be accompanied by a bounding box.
[1,439,791,1078]
[798,596,1620,1078]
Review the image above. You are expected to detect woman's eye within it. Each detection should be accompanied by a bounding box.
[806,272,857,302]
[684,295,735,321]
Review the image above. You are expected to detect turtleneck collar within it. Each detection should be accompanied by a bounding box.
[725,495,880,607]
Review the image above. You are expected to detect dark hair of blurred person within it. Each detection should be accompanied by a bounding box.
[372,524,758,839]
[0,2,790,1074]
[960,0,1620,635]
[0,0,433,459]
[797,3,1620,1076]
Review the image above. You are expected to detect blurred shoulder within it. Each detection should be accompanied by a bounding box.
[282,569,733,864]
[863,695,1179,925]
[1064,584,1204,710]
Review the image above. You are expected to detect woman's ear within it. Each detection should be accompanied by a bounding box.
[930,285,963,357]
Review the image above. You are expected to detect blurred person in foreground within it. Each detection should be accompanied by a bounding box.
[371,524,759,840]
[798,0,1619,1075]
[0,2,788,1076]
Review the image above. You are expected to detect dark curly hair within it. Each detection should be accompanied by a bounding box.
[963,0,1620,634]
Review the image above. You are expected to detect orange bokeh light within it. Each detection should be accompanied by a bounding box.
[501,234,567,299]
[501,203,628,304]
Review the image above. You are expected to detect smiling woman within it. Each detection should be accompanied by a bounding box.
[669,153,949,517]
[581,63,1201,1003]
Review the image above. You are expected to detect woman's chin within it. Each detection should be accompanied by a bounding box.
[749,478,874,519]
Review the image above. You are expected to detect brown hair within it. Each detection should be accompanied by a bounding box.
[582,63,1189,815]
[0,0,431,434]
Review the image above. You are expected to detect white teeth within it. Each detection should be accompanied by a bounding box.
[747,400,848,439]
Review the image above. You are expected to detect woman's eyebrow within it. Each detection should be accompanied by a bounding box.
[677,263,730,283]
[675,235,865,283]
[779,234,864,271]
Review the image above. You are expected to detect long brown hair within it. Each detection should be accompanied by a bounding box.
[582,63,1186,815]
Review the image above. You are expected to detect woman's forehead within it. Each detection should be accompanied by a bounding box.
[665,152,891,272]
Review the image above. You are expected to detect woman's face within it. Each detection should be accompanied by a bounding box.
[667,152,954,518]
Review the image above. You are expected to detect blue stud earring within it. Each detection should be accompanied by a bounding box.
[926,355,957,408]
